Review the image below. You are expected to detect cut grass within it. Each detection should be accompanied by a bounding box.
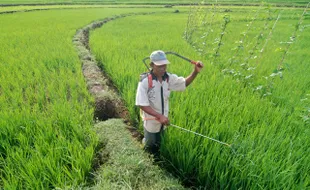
[91,119,185,190]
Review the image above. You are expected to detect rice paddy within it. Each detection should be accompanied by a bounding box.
[1,1,309,189]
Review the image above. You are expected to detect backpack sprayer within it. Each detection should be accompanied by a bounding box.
[141,51,231,147]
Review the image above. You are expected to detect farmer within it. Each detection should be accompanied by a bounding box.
[135,50,204,158]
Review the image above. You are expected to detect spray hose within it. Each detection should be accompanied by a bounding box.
[169,124,231,147]
[141,112,231,147]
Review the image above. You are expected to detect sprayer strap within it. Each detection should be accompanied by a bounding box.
[140,109,157,121]
[148,74,153,89]
[143,117,157,121]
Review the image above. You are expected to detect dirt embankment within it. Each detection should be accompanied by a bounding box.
[73,16,128,121]
[72,13,154,138]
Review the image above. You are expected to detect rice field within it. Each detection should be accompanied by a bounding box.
[0,1,309,189]
[90,4,310,189]
[0,7,164,189]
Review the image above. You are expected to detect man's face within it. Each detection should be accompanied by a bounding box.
[153,64,167,77]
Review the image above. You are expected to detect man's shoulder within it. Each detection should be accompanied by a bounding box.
[166,72,180,79]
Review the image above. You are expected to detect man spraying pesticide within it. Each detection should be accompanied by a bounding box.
[135,50,204,158]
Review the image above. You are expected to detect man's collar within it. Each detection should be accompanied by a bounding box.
[150,70,168,81]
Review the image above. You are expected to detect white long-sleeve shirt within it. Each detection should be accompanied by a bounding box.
[135,72,186,133]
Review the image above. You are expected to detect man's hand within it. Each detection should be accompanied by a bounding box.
[186,61,204,87]
[194,61,204,73]
[157,115,170,125]
[139,106,169,125]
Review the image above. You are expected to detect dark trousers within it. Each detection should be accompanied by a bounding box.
[143,126,164,159]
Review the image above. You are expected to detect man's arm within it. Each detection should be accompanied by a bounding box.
[139,106,169,125]
[185,61,204,87]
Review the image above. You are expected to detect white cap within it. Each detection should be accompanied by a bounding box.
[150,50,170,66]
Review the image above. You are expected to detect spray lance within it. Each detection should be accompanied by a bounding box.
[142,51,231,147]
[142,51,201,71]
